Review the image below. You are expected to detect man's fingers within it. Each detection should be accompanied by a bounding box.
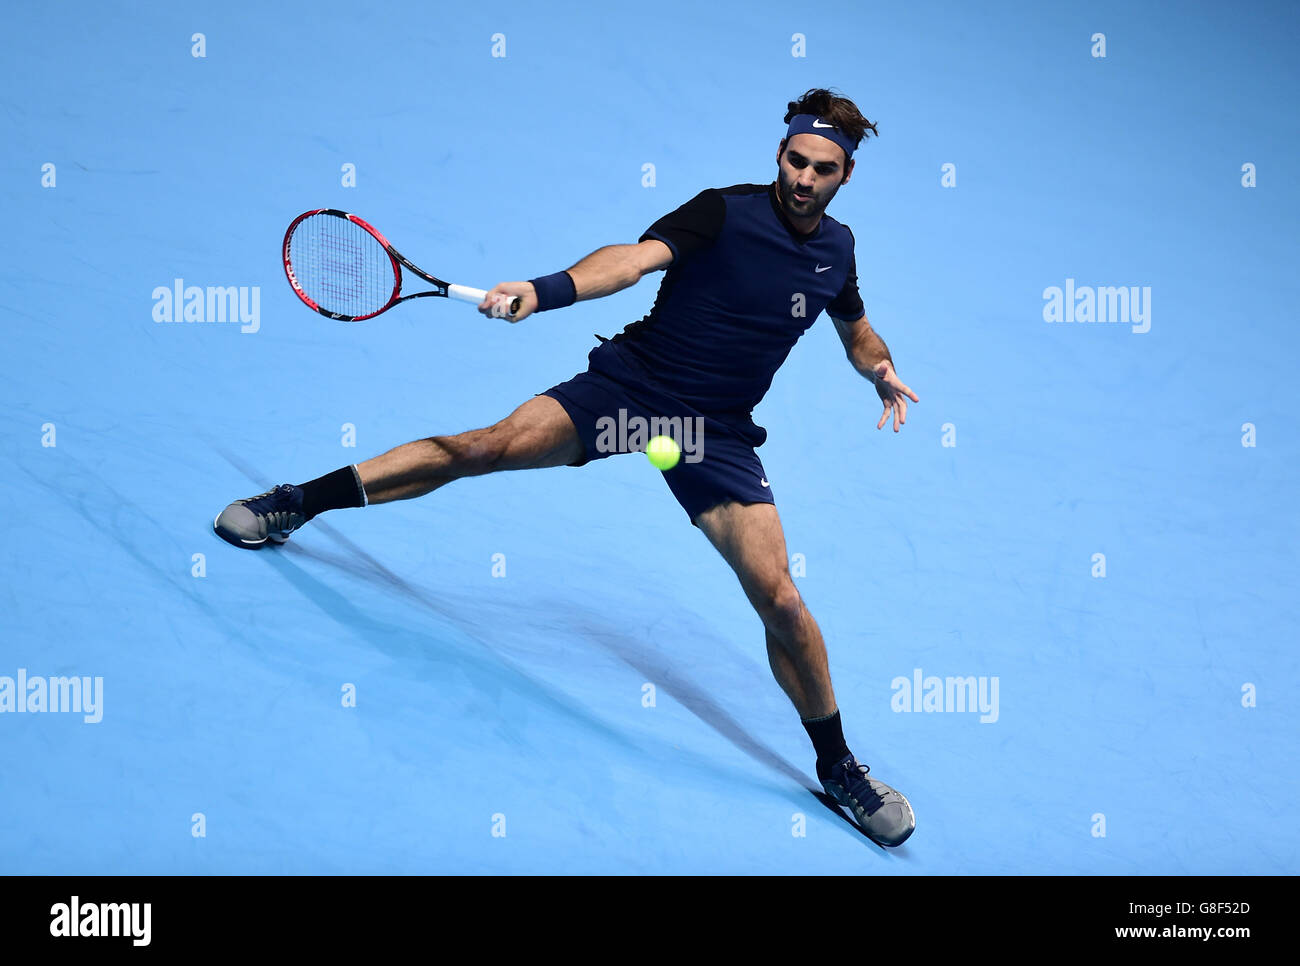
[884,371,919,404]
[872,364,915,431]
[489,293,514,319]
[874,363,918,402]
[476,288,500,314]
[477,287,525,320]
[874,390,909,432]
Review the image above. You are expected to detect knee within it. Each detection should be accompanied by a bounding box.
[754,576,804,633]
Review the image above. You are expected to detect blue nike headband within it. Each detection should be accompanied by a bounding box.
[785,113,856,160]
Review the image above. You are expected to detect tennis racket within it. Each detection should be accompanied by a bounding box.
[282,208,520,321]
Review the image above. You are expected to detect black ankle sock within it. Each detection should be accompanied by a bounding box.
[802,709,851,781]
[299,465,366,520]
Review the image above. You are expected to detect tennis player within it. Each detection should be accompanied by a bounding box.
[215,88,919,847]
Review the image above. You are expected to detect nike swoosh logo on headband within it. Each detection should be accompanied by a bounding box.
[812,119,835,129]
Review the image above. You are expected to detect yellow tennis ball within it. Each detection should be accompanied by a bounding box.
[646,435,681,470]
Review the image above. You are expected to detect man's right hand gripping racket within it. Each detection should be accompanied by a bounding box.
[282,209,520,321]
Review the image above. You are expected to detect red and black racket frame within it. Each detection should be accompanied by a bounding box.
[282,208,458,322]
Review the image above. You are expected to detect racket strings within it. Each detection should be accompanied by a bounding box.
[289,214,396,318]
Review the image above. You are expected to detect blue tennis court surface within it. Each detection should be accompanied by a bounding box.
[2,1,1296,874]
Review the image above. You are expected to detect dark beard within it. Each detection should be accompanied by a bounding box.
[778,172,820,217]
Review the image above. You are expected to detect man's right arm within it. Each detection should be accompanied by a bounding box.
[568,240,674,301]
[477,239,673,322]
[480,187,723,322]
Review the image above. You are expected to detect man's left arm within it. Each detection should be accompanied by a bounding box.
[831,312,919,433]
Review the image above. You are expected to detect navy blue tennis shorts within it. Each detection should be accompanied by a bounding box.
[539,351,775,524]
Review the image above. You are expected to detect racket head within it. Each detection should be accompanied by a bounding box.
[282,209,402,321]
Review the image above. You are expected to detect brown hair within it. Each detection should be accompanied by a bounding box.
[783,88,878,151]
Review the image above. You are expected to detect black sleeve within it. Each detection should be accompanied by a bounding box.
[826,226,865,320]
[638,188,725,264]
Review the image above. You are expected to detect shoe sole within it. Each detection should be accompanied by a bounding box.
[212,513,292,549]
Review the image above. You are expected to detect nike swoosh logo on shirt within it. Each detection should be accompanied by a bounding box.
[812,119,834,129]
[815,264,832,272]
[760,478,771,487]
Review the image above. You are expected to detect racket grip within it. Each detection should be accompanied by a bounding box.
[447,284,521,319]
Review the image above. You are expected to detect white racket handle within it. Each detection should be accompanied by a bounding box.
[447,284,518,319]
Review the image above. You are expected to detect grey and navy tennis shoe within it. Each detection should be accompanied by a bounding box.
[822,754,915,847]
[213,484,307,548]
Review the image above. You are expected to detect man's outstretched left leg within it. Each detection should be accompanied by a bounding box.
[693,499,915,847]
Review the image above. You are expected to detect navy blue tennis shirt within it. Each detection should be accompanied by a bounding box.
[586,182,864,447]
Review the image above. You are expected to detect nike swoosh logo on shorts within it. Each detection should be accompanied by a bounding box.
[815,264,832,272]
[812,119,834,128]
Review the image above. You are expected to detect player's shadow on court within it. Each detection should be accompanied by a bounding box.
[293,516,891,852]
[251,542,644,759]
[569,615,891,849]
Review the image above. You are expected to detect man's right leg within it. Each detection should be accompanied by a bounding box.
[357,395,583,504]
[213,395,582,547]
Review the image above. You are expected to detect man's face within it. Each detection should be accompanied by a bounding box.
[776,133,854,221]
